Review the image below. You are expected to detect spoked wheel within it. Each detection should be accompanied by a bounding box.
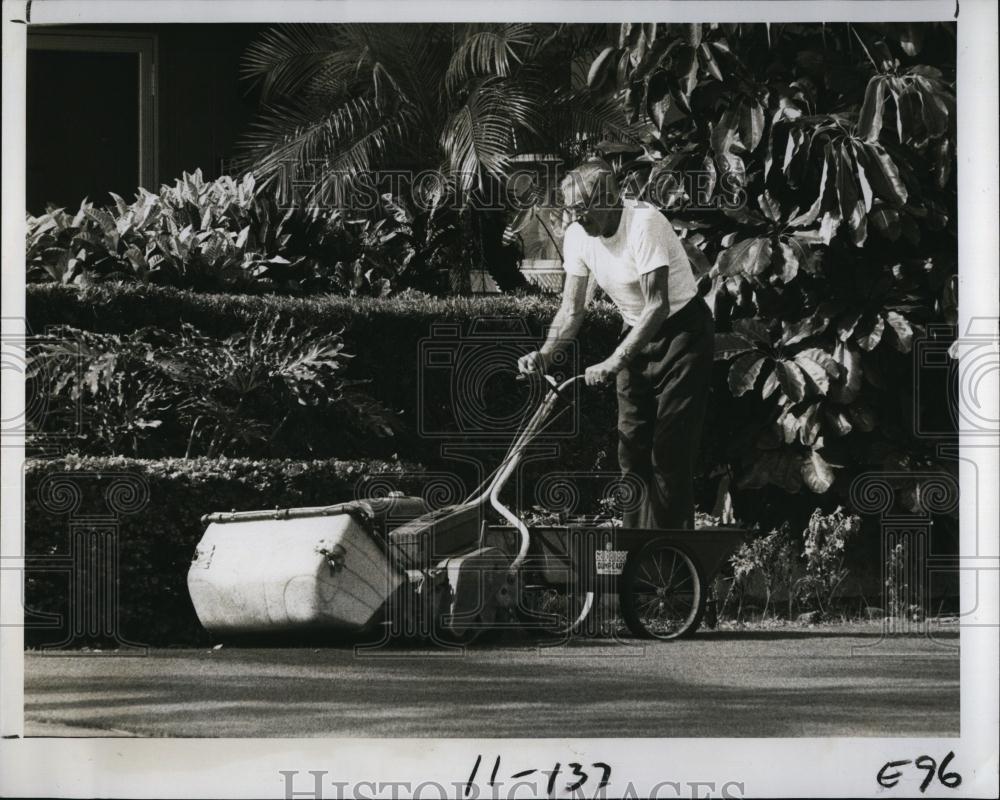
[621,540,705,640]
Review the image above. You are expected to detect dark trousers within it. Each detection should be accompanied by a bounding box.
[616,296,714,530]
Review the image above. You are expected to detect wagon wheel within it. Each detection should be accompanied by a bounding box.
[620,540,705,640]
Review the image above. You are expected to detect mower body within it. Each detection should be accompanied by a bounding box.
[187,497,508,638]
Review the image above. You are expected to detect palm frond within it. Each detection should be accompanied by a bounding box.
[561,24,612,56]
[239,93,404,204]
[444,23,536,95]
[316,107,418,202]
[519,23,606,67]
[238,23,634,206]
[519,24,563,63]
[241,24,344,101]
[244,23,423,113]
[549,87,644,150]
[294,60,366,105]
[407,25,457,120]
[323,25,442,124]
[441,79,541,192]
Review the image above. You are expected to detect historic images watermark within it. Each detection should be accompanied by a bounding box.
[416,318,580,441]
[2,324,152,652]
[1,321,84,452]
[270,163,746,216]
[913,316,999,439]
[848,316,999,653]
[279,769,746,800]
[7,468,151,654]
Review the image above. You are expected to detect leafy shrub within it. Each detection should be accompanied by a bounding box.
[729,524,798,619]
[25,170,464,295]
[30,320,397,458]
[25,288,632,515]
[29,172,305,289]
[345,194,478,296]
[724,506,862,620]
[795,506,861,614]
[583,22,957,505]
[26,283,623,475]
[23,455,425,647]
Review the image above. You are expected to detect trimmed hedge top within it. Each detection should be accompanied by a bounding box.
[26,283,626,467]
[26,283,624,338]
[27,452,423,482]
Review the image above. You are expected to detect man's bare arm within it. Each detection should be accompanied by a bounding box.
[517,274,588,373]
[613,266,672,364]
[582,266,671,385]
[541,274,589,359]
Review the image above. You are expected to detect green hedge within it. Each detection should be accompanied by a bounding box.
[23,455,426,647]
[27,283,627,471]
[26,283,833,530]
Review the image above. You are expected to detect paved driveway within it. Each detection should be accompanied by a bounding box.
[23,624,959,738]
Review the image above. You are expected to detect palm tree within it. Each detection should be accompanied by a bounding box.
[238,23,639,291]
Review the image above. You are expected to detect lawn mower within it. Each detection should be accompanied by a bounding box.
[187,373,745,643]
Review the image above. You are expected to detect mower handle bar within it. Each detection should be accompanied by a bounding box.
[471,372,587,569]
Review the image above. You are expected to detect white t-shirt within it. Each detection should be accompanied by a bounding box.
[562,199,698,327]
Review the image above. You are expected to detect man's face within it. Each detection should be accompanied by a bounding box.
[562,180,617,238]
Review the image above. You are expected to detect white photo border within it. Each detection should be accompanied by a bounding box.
[2,1,996,798]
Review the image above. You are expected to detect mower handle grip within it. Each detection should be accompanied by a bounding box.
[514,372,586,388]
[514,372,586,405]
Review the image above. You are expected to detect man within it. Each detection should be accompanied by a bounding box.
[517,158,714,530]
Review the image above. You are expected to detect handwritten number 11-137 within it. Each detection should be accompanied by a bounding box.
[466,755,611,796]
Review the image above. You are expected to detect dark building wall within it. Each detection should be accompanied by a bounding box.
[151,24,266,182]
[27,22,268,209]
